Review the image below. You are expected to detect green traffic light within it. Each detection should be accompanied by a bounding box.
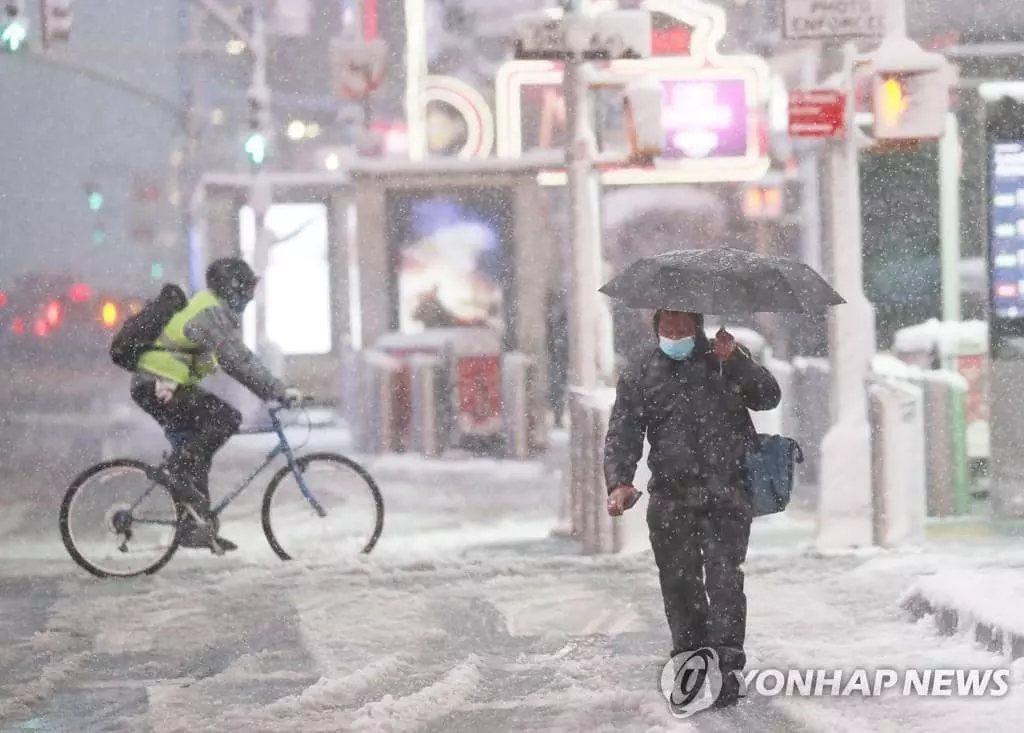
[92,228,107,245]
[244,133,268,166]
[150,262,164,280]
[1,20,27,53]
[87,191,104,211]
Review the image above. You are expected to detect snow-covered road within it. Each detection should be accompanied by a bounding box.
[4,535,1024,731]
[3,428,1024,731]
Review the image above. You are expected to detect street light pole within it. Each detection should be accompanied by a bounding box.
[817,41,877,549]
[564,2,599,394]
[247,0,273,359]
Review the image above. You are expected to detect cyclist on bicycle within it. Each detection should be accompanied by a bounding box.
[130,257,301,552]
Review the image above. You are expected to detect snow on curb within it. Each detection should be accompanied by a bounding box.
[899,569,1024,661]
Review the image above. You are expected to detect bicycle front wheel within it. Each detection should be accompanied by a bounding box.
[59,459,182,578]
[261,452,384,561]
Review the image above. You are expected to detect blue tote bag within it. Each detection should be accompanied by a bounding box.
[744,434,804,517]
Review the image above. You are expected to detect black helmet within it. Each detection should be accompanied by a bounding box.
[206,257,259,313]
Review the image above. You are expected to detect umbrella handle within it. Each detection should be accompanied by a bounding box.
[714,325,727,377]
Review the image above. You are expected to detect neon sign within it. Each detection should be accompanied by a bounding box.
[495,0,770,185]
[422,75,495,159]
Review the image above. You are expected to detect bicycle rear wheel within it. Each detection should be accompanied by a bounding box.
[59,459,182,578]
[261,452,384,561]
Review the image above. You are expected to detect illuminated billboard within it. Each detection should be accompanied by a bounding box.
[494,0,770,185]
[384,188,514,343]
[238,202,332,356]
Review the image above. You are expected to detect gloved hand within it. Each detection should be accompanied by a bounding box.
[154,379,179,404]
[283,387,303,407]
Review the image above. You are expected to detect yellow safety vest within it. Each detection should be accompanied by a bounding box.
[136,289,222,385]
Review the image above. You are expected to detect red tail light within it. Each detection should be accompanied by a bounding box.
[11,317,24,335]
[69,283,93,303]
[0,290,7,308]
[45,300,62,328]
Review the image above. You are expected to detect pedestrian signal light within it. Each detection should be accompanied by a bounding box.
[871,67,949,140]
[100,301,118,327]
[623,76,664,162]
[877,76,908,129]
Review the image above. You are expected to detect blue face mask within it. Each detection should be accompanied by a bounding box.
[659,336,695,360]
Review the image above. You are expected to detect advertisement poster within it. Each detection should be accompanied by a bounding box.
[384,189,513,343]
[238,202,332,355]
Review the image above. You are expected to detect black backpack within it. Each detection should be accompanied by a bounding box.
[110,283,189,372]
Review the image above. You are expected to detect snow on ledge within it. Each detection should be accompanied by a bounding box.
[899,568,1024,660]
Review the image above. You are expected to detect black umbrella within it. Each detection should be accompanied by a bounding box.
[598,247,845,314]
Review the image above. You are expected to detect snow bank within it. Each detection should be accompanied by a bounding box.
[900,568,1024,660]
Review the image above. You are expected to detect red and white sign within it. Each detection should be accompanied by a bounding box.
[788,89,847,138]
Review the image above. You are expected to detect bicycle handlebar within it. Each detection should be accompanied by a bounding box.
[267,394,316,413]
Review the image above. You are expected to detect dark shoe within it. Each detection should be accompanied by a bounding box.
[712,671,746,709]
[177,511,237,554]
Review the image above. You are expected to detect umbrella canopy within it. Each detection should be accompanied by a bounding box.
[598,247,845,314]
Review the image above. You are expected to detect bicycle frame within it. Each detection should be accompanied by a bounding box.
[126,404,326,519]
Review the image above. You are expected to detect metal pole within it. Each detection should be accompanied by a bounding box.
[817,41,877,549]
[565,0,598,393]
[939,112,961,322]
[248,0,272,355]
[178,0,203,288]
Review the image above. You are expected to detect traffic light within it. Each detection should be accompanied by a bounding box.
[1,1,27,54]
[150,262,164,281]
[870,36,951,141]
[244,131,268,166]
[245,91,271,168]
[40,0,72,49]
[87,190,103,212]
[622,75,664,162]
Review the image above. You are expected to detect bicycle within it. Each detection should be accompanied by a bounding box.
[58,397,385,578]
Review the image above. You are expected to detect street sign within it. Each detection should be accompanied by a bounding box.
[788,89,847,138]
[330,39,388,101]
[783,0,887,40]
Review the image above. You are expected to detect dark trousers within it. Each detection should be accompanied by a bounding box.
[647,489,752,673]
[131,380,241,510]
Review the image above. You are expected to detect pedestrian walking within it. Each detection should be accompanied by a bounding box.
[604,309,781,708]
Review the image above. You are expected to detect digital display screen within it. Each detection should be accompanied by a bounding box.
[238,202,332,355]
[989,141,1024,319]
[594,78,752,160]
[385,189,513,339]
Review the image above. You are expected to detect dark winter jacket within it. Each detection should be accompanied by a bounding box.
[603,342,781,497]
